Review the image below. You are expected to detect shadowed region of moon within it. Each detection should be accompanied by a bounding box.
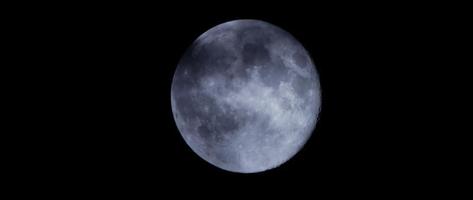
[171,19,321,173]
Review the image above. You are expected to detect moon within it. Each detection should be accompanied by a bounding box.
[171,19,321,173]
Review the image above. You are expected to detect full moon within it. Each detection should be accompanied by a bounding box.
[171,19,321,173]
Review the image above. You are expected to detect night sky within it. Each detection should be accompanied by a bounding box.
[22,2,449,196]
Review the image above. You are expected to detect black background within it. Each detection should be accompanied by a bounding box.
[14,1,455,196]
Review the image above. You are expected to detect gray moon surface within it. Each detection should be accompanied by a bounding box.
[171,19,321,173]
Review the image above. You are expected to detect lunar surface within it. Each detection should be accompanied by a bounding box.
[171,20,321,173]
